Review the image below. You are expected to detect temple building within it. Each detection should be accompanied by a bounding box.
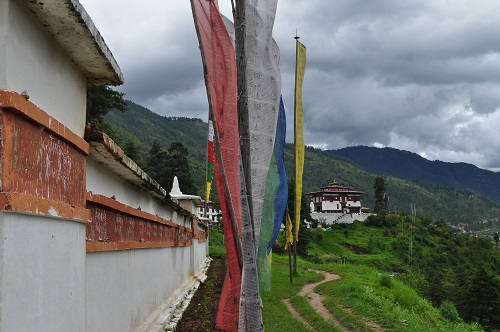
[308,181,365,214]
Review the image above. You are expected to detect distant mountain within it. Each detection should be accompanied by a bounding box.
[328,146,500,203]
[103,101,500,223]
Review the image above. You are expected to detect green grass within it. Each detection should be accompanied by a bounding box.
[209,226,485,332]
[208,228,226,257]
[290,295,342,332]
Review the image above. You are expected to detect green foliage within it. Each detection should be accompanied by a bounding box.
[86,85,127,124]
[145,140,197,194]
[373,176,386,212]
[208,228,226,257]
[439,300,462,323]
[304,215,500,331]
[287,178,315,257]
[123,139,143,167]
[167,141,197,194]
[103,100,500,223]
[104,101,207,196]
[459,267,500,330]
[379,274,392,288]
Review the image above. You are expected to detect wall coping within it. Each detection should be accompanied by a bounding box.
[0,90,89,154]
[22,0,123,85]
[85,126,196,219]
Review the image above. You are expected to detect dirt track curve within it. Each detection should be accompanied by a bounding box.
[283,269,385,332]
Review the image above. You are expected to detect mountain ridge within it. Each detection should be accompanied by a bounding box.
[103,101,500,223]
[328,146,500,203]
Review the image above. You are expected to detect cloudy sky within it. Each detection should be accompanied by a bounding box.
[79,0,500,171]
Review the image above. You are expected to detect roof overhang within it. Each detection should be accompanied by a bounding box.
[23,0,124,85]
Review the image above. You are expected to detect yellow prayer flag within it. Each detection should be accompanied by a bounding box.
[294,40,306,241]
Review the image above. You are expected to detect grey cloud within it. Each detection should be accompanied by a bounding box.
[81,0,500,170]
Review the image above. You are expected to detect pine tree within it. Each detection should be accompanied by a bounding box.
[167,141,197,194]
[373,176,386,212]
[463,267,500,329]
[146,140,168,186]
[86,85,127,124]
[124,139,141,165]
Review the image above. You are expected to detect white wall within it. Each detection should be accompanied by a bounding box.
[85,246,192,332]
[86,158,210,330]
[1,0,87,136]
[86,159,191,227]
[0,1,8,82]
[191,226,209,275]
[0,212,86,332]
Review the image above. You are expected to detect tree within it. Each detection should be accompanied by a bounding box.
[167,141,197,194]
[373,176,386,212]
[124,139,142,165]
[287,178,314,257]
[145,140,197,194]
[86,85,127,124]
[145,140,168,186]
[461,267,500,329]
[494,232,499,248]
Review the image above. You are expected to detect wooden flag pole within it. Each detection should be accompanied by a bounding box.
[287,208,293,283]
[293,33,300,275]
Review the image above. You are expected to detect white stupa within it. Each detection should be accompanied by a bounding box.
[169,176,202,214]
[169,176,183,196]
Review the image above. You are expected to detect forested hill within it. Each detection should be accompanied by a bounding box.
[104,101,208,162]
[103,100,500,224]
[329,146,500,203]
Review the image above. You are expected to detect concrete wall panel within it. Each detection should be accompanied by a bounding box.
[4,0,86,136]
[0,213,86,332]
[85,246,192,332]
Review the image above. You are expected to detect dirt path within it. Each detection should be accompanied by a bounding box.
[299,269,349,332]
[284,269,385,332]
[282,298,315,331]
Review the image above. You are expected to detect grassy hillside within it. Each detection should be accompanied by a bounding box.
[103,101,500,224]
[209,215,498,331]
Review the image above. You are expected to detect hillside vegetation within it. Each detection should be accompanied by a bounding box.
[103,101,500,224]
[208,211,499,331]
[286,146,500,224]
[331,146,500,203]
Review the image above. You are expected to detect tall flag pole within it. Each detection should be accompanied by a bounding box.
[293,35,307,274]
[190,1,243,330]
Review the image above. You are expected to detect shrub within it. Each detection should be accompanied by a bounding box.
[272,239,285,255]
[439,300,462,322]
[315,229,324,243]
[380,274,392,288]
